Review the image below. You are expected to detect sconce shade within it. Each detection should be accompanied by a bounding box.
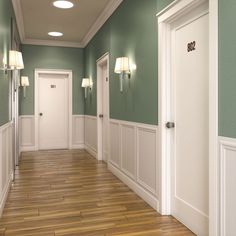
[21,76,29,87]
[9,50,24,69]
[81,78,90,87]
[114,57,130,74]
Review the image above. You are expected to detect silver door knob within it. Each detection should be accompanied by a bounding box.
[166,122,175,128]
[99,114,103,118]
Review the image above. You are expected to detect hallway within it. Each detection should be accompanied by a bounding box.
[0,150,194,236]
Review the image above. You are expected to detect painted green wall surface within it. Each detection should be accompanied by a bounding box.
[84,0,174,125]
[20,45,84,115]
[84,21,111,116]
[0,0,13,126]
[219,0,236,138]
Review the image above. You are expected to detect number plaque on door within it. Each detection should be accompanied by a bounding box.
[187,41,196,52]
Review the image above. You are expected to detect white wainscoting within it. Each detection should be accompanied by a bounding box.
[108,119,159,211]
[219,136,236,236]
[72,115,85,149]
[19,115,35,152]
[0,122,13,216]
[19,115,85,151]
[84,115,97,158]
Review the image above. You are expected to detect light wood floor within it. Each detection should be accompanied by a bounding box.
[0,150,195,236]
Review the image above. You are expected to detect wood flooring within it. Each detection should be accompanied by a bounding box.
[0,150,195,236]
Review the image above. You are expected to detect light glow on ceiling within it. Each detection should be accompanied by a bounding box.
[48,31,63,37]
[53,0,74,9]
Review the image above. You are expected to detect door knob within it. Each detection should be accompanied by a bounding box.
[99,114,103,118]
[166,122,175,129]
[39,113,43,116]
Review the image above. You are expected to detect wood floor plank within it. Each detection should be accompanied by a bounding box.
[0,149,195,236]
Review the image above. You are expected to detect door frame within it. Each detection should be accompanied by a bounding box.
[157,0,218,235]
[34,69,73,150]
[96,53,110,161]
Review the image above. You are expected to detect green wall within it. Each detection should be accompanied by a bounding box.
[20,45,84,115]
[0,0,14,126]
[84,0,174,125]
[219,0,236,138]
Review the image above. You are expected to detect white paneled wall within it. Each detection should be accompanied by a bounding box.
[0,122,13,216]
[219,137,236,236]
[72,115,85,149]
[84,115,97,158]
[19,116,35,152]
[108,119,159,211]
[19,115,85,151]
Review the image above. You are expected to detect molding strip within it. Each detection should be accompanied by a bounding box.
[12,0,123,48]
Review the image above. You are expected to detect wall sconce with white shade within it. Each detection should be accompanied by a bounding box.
[81,78,90,99]
[21,76,29,98]
[0,50,24,73]
[114,57,131,92]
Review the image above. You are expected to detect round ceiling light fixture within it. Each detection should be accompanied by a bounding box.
[48,31,63,37]
[53,0,74,9]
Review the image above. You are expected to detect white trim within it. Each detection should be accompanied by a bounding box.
[84,144,97,159]
[219,136,236,236]
[12,0,123,48]
[0,171,13,217]
[11,0,25,43]
[157,0,218,235]
[209,0,219,235]
[108,163,159,211]
[96,53,110,161]
[23,39,83,48]
[0,121,14,217]
[34,69,73,150]
[81,0,123,47]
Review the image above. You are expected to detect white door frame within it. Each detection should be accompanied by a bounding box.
[34,69,73,150]
[96,53,110,161]
[157,0,218,235]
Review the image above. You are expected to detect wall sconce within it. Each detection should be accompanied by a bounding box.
[0,50,24,73]
[21,76,29,98]
[81,78,90,99]
[114,57,131,92]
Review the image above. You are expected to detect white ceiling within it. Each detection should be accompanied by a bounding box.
[12,0,123,48]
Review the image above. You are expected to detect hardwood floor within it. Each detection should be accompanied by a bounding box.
[0,150,195,236]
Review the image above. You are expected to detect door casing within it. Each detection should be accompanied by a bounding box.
[96,53,110,161]
[157,0,218,235]
[34,69,73,150]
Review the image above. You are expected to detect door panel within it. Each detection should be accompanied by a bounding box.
[171,10,209,236]
[38,74,68,150]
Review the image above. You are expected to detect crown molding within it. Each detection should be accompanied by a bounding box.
[12,0,26,42]
[23,39,83,48]
[81,0,124,47]
[12,0,123,48]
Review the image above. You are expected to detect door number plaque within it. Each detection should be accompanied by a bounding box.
[187,41,196,52]
[51,85,56,88]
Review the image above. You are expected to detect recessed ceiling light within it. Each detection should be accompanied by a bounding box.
[53,0,74,9]
[48,32,63,37]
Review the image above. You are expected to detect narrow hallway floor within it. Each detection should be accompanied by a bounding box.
[0,150,195,236]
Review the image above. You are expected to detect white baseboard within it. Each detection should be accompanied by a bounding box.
[84,144,97,159]
[0,171,12,217]
[71,143,85,149]
[108,163,160,212]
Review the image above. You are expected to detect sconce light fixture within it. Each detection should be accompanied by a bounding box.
[81,78,90,99]
[0,50,24,73]
[21,76,29,98]
[114,57,131,92]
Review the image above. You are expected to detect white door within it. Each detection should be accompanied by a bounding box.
[102,64,109,162]
[38,74,69,150]
[170,4,209,236]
